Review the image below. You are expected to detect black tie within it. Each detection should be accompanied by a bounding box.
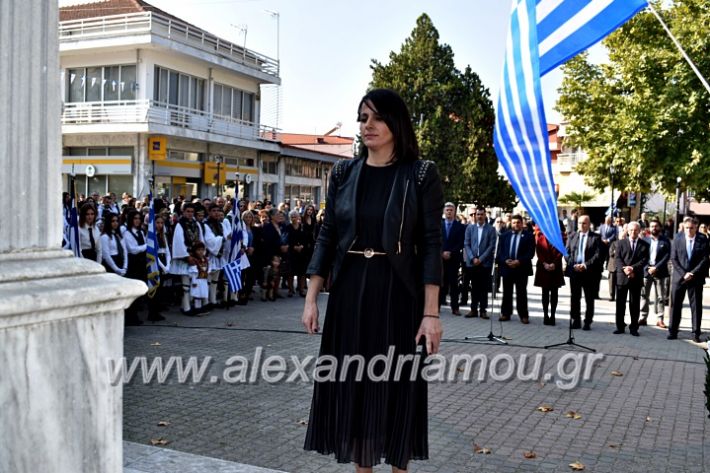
[89,227,96,251]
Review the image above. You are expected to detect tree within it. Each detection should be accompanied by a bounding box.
[556,0,710,199]
[558,191,597,213]
[369,14,516,209]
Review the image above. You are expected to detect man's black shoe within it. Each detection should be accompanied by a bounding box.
[613,329,625,334]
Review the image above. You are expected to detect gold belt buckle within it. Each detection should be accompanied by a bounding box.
[363,248,376,258]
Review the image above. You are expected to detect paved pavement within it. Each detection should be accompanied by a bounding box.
[123,274,710,472]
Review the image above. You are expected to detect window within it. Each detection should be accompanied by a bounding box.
[121,66,136,101]
[103,66,119,101]
[213,83,256,122]
[85,67,102,102]
[223,156,255,167]
[64,147,135,157]
[285,158,322,178]
[213,84,223,115]
[168,71,179,106]
[66,65,137,103]
[168,150,201,161]
[154,66,205,110]
[242,92,254,122]
[261,159,278,175]
[108,175,133,196]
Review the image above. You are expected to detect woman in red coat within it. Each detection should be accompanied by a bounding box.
[534,226,565,325]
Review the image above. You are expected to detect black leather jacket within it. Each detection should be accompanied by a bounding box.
[307,157,444,297]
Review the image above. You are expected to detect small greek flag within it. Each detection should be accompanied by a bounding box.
[494,0,647,255]
[67,175,81,258]
[146,192,160,296]
[224,255,243,293]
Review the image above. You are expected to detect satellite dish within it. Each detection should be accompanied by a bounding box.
[85,164,96,178]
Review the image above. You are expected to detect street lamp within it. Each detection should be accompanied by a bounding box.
[675,176,682,229]
[214,155,223,198]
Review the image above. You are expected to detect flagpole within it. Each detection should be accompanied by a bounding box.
[648,3,710,96]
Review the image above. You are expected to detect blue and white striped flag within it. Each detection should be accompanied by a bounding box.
[494,0,647,254]
[223,255,243,293]
[67,175,81,258]
[146,192,160,296]
[223,198,251,293]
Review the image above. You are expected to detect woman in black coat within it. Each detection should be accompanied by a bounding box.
[301,89,443,471]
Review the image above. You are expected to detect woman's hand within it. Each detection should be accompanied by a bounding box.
[302,299,320,334]
[415,316,443,355]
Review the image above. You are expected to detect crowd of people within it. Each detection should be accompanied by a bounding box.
[63,191,325,326]
[63,189,707,341]
[441,205,708,342]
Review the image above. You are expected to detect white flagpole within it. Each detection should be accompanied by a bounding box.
[648,3,710,96]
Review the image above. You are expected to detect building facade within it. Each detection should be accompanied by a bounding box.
[58,0,344,207]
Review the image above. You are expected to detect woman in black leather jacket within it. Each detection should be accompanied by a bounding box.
[302,89,443,472]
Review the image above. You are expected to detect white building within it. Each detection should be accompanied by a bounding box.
[58,0,337,205]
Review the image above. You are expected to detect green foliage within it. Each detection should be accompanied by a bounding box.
[369,14,516,210]
[558,191,597,212]
[556,0,710,199]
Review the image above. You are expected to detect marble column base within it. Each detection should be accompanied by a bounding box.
[0,249,146,473]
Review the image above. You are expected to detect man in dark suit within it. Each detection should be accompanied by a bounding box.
[440,202,466,315]
[668,216,709,342]
[641,218,671,328]
[598,215,617,267]
[613,221,650,336]
[496,214,534,323]
[565,214,602,330]
[463,206,498,319]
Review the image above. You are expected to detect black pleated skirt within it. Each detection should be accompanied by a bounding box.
[304,252,428,469]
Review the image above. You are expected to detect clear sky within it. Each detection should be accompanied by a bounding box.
[60,0,568,136]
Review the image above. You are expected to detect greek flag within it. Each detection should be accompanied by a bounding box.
[66,175,81,258]
[146,192,160,296]
[223,255,244,293]
[223,198,251,293]
[494,0,647,254]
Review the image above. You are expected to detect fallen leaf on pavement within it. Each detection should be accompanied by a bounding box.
[297,419,308,426]
[473,444,492,454]
[150,437,170,446]
[645,416,652,423]
[564,411,582,420]
[523,451,537,459]
[608,443,619,449]
[610,370,623,377]
[157,421,170,427]
[536,405,554,413]
[225,322,234,327]
[569,461,585,471]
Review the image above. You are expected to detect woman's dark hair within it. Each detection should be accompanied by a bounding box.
[102,212,120,236]
[357,88,419,163]
[126,209,142,229]
[79,203,96,227]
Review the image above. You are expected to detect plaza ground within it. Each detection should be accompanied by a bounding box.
[123,274,710,472]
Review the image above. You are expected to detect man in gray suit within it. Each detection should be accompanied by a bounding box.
[463,206,497,318]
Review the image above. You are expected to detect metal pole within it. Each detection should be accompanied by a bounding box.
[648,3,710,96]
[675,177,682,230]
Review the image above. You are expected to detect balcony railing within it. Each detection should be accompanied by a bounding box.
[59,12,279,78]
[556,152,587,173]
[62,100,279,142]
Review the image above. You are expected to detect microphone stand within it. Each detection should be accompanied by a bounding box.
[465,231,507,345]
[545,258,596,352]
